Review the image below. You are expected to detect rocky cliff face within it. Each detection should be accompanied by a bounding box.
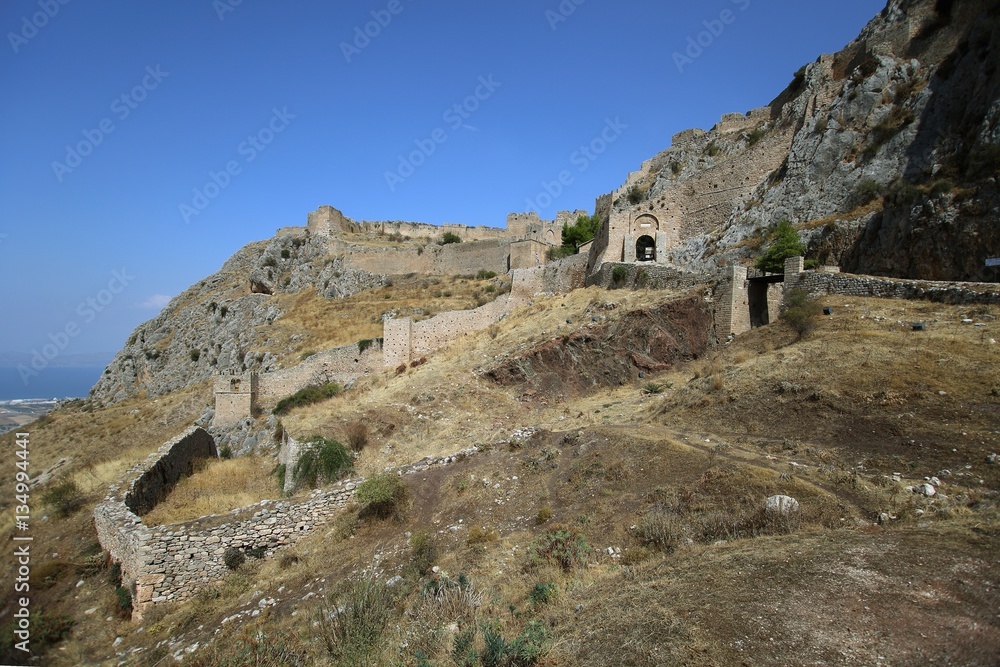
[628,0,999,281]
[91,231,383,404]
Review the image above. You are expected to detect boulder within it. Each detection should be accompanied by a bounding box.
[765,495,800,515]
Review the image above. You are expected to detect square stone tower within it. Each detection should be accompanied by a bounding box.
[213,371,258,428]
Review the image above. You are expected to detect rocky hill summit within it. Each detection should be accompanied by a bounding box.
[613,0,999,281]
[91,231,383,403]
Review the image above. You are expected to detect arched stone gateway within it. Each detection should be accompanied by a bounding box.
[636,235,656,262]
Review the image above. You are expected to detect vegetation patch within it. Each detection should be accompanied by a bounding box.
[273,382,341,415]
[292,436,353,489]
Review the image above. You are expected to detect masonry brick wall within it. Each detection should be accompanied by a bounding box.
[94,427,217,605]
[96,425,478,616]
[794,272,1000,304]
[257,340,384,404]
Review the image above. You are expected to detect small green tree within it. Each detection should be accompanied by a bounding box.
[441,232,462,245]
[754,221,806,273]
[560,214,601,249]
[781,289,822,339]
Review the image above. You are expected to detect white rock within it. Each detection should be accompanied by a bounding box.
[765,495,800,515]
[914,483,936,497]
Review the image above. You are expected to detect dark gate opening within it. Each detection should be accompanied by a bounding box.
[748,282,769,327]
[636,235,655,262]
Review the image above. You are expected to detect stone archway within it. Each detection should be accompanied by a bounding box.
[636,235,656,262]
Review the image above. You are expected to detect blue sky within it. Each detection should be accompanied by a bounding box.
[0,0,885,360]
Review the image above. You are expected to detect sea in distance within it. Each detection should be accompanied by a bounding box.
[0,366,104,401]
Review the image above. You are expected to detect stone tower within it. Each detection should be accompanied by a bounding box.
[213,370,258,427]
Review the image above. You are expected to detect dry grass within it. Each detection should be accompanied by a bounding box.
[142,456,281,525]
[257,275,506,361]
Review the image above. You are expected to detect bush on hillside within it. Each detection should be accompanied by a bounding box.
[355,473,407,519]
[272,382,340,415]
[292,436,353,489]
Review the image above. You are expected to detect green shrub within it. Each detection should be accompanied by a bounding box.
[642,382,669,395]
[754,221,806,273]
[189,349,201,362]
[262,256,277,268]
[293,437,353,489]
[611,266,629,286]
[115,586,133,619]
[272,382,340,415]
[219,444,233,460]
[442,231,463,244]
[705,142,721,157]
[529,582,558,606]
[0,611,74,661]
[528,524,591,571]
[476,269,497,280]
[355,473,407,519]
[546,245,577,261]
[966,144,1000,180]
[670,161,682,175]
[747,127,767,146]
[626,186,645,204]
[42,478,83,518]
[280,248,291,259]
[275,464,286,492]
[885,179,924,207]
[561,214,601,250]
[317,576,396,664]
[223,547,246,570]
[781,289,823,339]
[357,338,375,354]
[409,532,437,576]
[854,178,883,206]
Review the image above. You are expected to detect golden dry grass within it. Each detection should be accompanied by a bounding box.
[256,275,508,361]
[142,456,282,525]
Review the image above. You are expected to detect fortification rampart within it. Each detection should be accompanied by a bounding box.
[791,271,1000,304]
[96,431,478,617]
[93,427,218,614]
[257,340,384,404]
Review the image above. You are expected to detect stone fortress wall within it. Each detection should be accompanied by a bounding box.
[716,256,1000,337]
[95,424,478,619]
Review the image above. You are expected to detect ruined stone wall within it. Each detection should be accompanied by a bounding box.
[510,240,549,270]
[257,341,384,404]
[334,238,511,277]
[383,319,413,369]
[410,296,511,358]
[715,266,752,336]
[586,262,712,293]
[793,272,1000,305]
[98,439,478,614]
[94,427,217,601]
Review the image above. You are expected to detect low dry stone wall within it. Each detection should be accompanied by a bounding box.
[93,427,217,606]
[96,423,478,617]
[791,271,1000,304]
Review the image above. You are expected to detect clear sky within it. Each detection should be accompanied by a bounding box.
[0,0,885,360]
